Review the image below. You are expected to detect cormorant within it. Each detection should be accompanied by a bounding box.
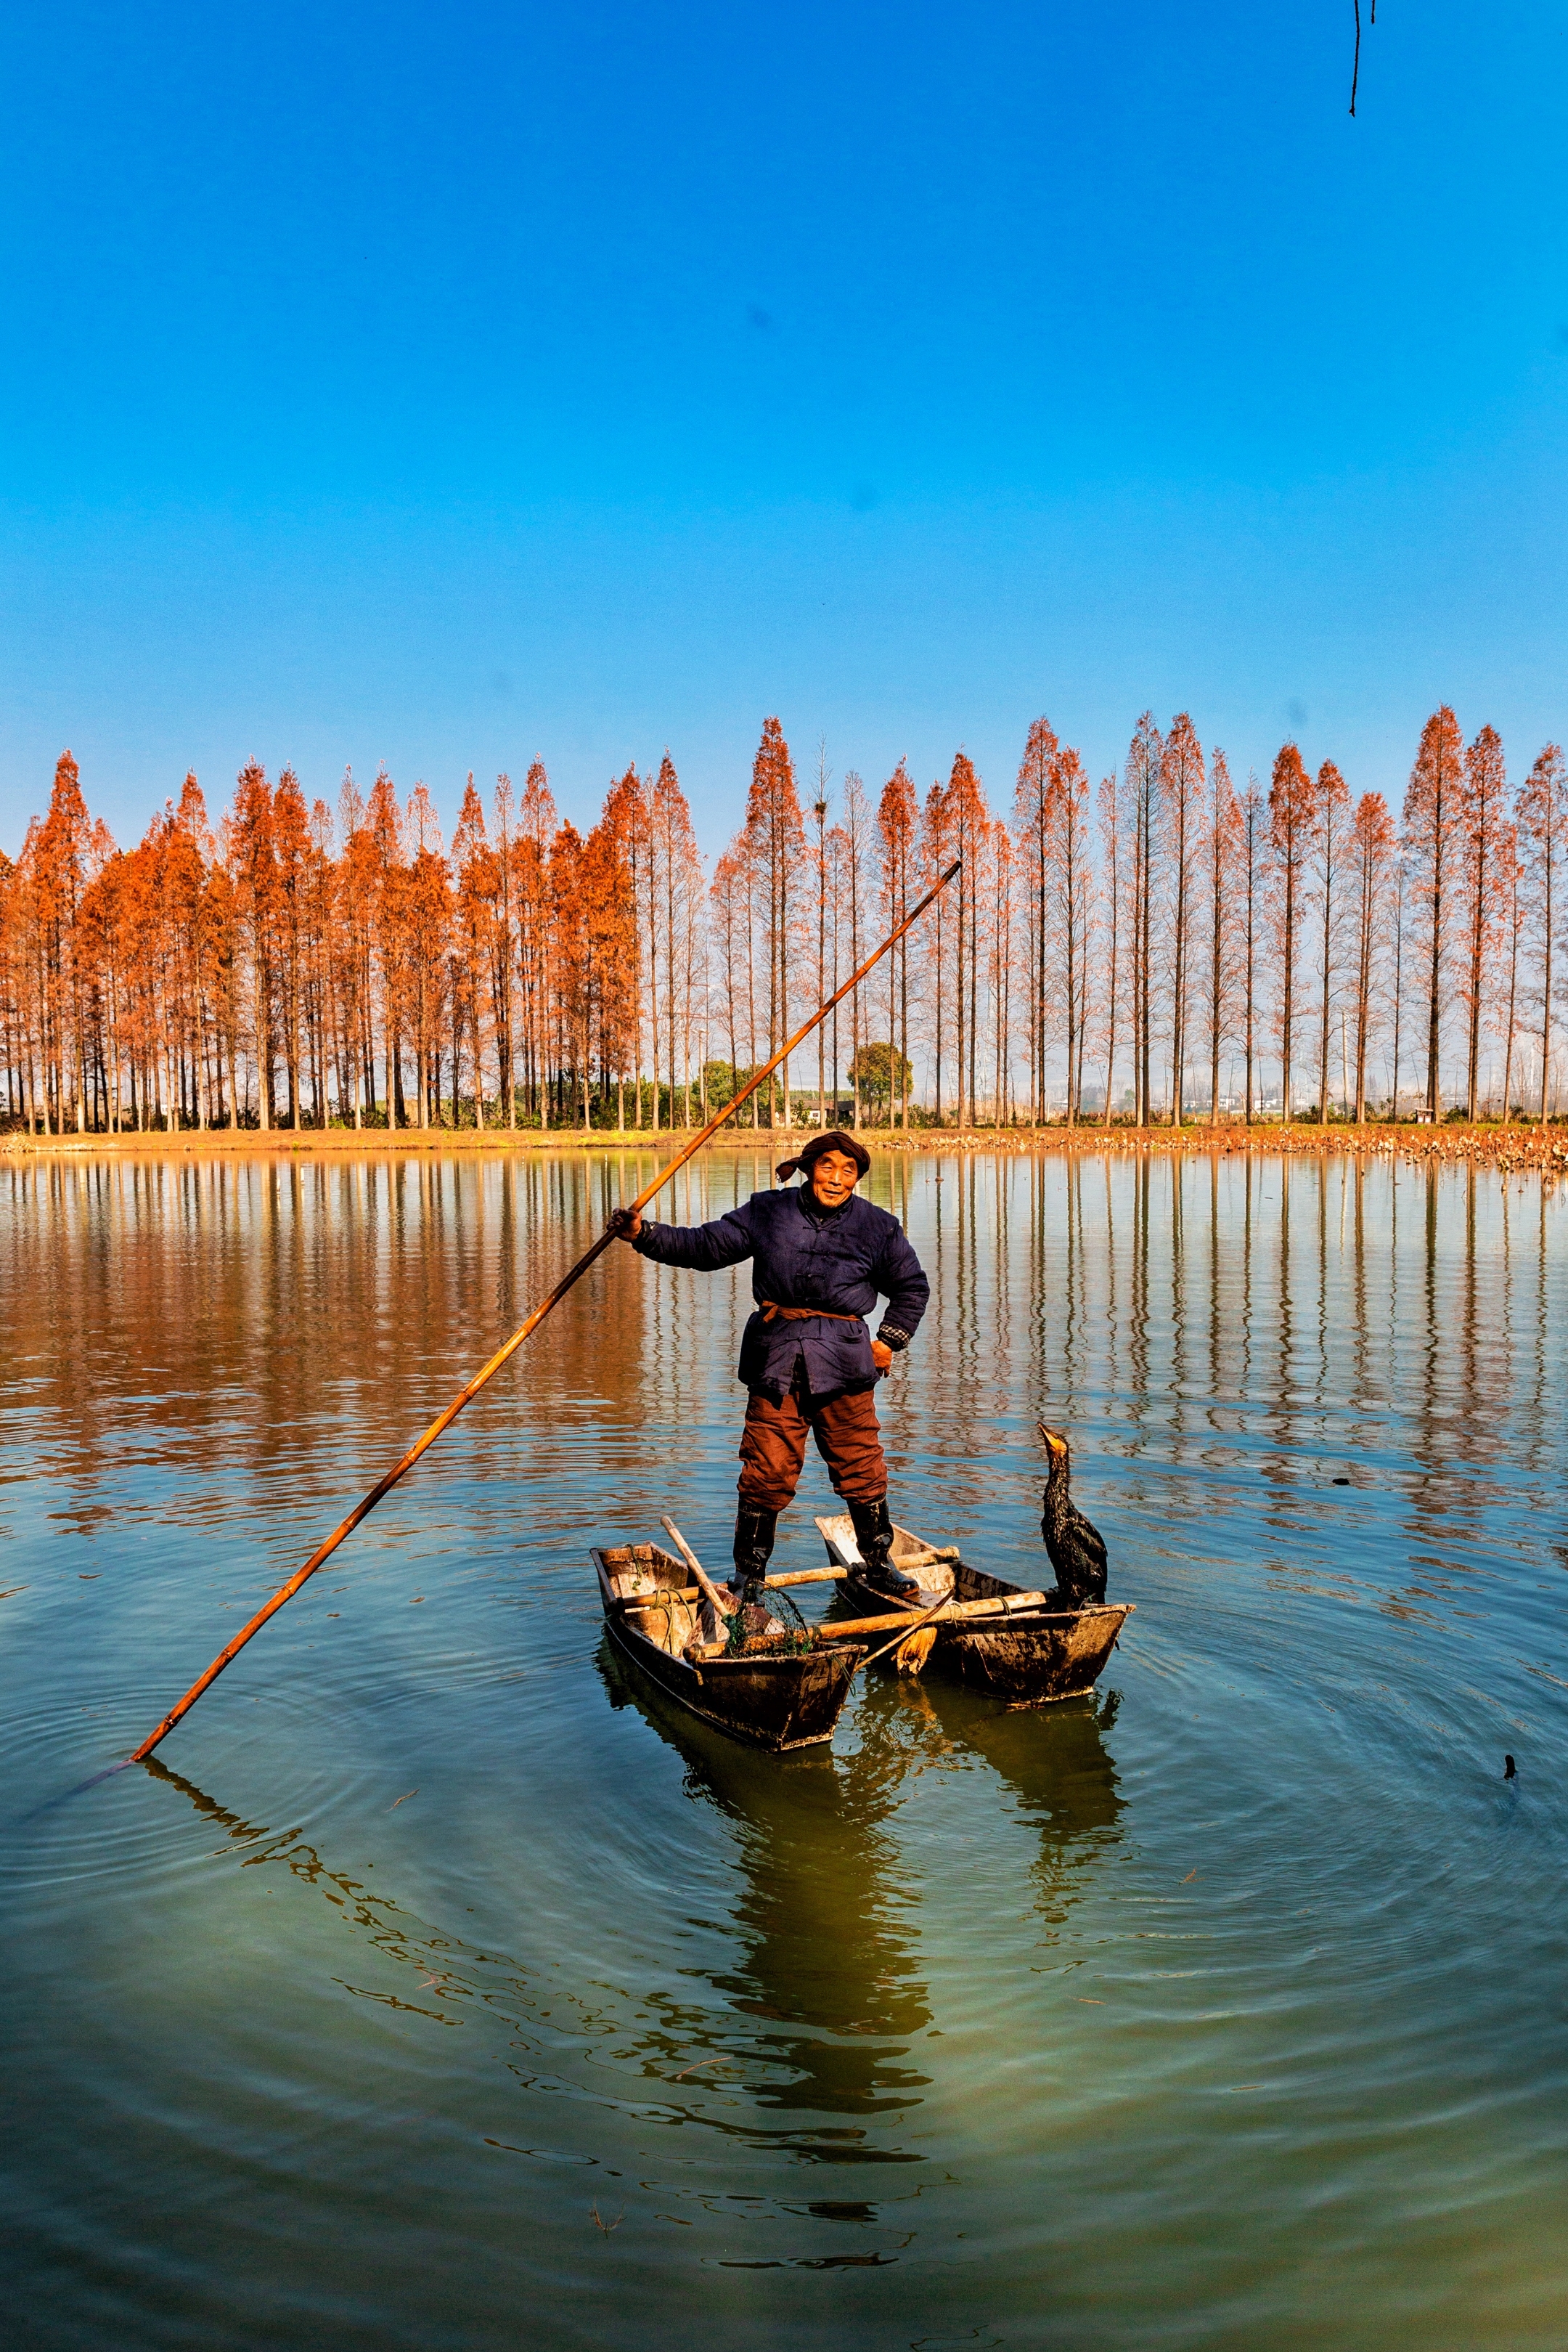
[1038,1423,1108,1606]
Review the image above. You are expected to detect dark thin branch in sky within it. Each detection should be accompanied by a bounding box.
[1350,0,1377,118]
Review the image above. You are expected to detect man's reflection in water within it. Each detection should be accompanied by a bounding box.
[596,1645,1123,2174]
[598,1643,928,2170]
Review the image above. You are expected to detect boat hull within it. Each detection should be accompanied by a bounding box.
[594,1546,865,1751]
[838,1572,1128,1702]
[818,1516,1131,1706]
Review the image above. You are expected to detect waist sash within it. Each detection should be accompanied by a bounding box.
[759,1300,865,1325]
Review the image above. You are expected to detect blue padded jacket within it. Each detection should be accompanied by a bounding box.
[632,1184,929,1399]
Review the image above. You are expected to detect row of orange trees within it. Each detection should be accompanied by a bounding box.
[2,709,1564,1133]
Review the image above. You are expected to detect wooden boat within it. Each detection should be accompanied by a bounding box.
[592,1542,868,1751]
[814,1513,1132,1706]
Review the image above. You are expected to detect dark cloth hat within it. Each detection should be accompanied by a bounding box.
[775,1129,872,1184]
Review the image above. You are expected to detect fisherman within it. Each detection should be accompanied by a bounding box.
[606,1131,930,1603]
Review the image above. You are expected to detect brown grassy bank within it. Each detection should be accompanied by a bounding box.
[6,1120,1567,1181]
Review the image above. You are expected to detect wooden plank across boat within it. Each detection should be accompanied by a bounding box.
[592,1542,867,1751]
[814,1513,1132,1706]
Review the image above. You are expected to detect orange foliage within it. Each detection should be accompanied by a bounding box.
[2,706,1564,1134]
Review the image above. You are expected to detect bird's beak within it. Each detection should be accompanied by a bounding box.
[1037,1423,1066,1457]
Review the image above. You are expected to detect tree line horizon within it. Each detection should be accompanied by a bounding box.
[3,707,1564,1137]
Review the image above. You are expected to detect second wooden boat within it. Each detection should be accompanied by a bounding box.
[592,1542,867,1751]
[814,1513,1131,1705]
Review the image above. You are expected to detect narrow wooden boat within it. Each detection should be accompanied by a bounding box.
[592,1542,868,1751]
[814,1513,1132,1706]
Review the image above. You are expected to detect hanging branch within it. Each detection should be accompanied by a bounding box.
[1350,0,1376,118]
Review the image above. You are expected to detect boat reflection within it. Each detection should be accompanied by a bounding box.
[910,1676,1124,1932]
[598,1638,929,2167]
[596,1641,1124,2171]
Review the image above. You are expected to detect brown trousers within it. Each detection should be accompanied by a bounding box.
[738,1376,887,1511]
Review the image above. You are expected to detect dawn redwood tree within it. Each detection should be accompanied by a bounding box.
[838,770,875,1128]
[173,774,217,1126]
[452,774,493,1129]
[118,831,163,1125]
[1516,742,1567,1121]
[1013,715,1060,1126]
[228,760,278,1129]
[1389,849,1408,1115]
[1161,714,1205,1124]
[1052,746,1095,1123]
[1348,792,1395,1123]
[1204,749,1244,1126]
[576,781,635,1129]
[810,744,831,1127]
[303,797,336,1122]
[597,768,642,1126]
[920,773,955,1123]
[876,759,919,1128]
[649,754,704,1128]
[1241,772,1266,1124]
[744,719,805,1131]
[733,818,764,1126]
[943,752,989,1128]
[486,773,516,1130]
[1267,743,1314,1120]
[1457,724,1510,1120]
[1097,772,1122,1126]
[636,762,670,1131]
[1311,760,1352,1123]
[404,784,450,1128]
[75,839,117,1129]
[337,769,382,1125]
[1494,820,1526,1123]
[823,818,846,1121]
[197,855,237,1126]
[987,815,1016,1123]
[157,781,208,1128]
[517,761,558,1125]
[549,821,587,1123]
[1123,714,1164,1125]
[587,805,638,1124]
[33,751,94,1129]
[271,768,311,1128]
[0,845,25,1123]
[1402,707,1465,1120]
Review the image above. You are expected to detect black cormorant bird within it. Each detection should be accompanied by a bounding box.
[1037,1423,1108,1606]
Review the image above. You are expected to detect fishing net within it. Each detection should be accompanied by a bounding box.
[724,1579,816,1656]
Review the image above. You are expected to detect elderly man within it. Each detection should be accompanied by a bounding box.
[608,1130,930,1601]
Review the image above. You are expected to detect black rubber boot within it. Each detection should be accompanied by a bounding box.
[730,1504,778,1604]
[849,1497,919,1594]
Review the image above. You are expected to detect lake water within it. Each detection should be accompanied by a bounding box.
[4,1145,1567,2351]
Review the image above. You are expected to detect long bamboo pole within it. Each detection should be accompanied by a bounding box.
[125,858,962,1764]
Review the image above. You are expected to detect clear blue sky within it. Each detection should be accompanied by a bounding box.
[2,1,1564,857]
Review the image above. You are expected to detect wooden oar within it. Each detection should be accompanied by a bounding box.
[124,858,962,1765]
[686,1587,1061,1662]
[811,1591,1056,1639]
[660,1516,732,1644]
[659,1517,733,1615]
[617,1569,844,1608]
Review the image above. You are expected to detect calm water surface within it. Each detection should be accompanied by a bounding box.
[3,1147,1567,2350]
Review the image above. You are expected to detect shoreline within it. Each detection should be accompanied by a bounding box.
[6,1120,1566,1179]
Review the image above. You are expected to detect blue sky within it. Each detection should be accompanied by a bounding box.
[3,0,1565,855]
